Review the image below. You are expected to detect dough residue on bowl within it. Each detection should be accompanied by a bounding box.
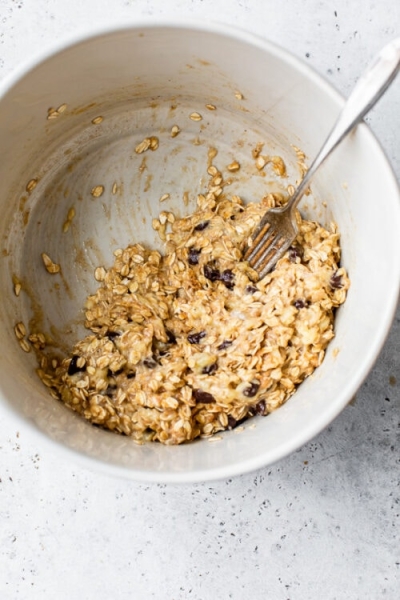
[31,151,349,445]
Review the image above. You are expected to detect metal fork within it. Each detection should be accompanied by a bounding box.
[244,37,400,279]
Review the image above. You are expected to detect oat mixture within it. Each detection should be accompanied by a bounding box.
[32,150,349,445]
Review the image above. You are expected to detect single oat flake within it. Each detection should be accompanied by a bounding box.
[63,206,76,232]
[189,112,203,121]
[26,178,38,193]
[41,252,61,274]
[170,125,180,138]
[94,266,106,282]
[149,136,159,150]
[91,185,104,198]
[19,338,31,353]
[271,156,287,177]
[256,155,269,171]
[13,276,22,297]
[227,161,240,173]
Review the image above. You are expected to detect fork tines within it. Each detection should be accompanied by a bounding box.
[244,214,293,279]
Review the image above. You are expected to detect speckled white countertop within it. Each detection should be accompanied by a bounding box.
[0,1,399,599]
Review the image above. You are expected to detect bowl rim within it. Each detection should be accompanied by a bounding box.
[0,17,399,483]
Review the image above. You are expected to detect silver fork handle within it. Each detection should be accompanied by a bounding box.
[287,37,400,212]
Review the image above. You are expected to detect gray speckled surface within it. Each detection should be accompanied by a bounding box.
[0,1,399,598]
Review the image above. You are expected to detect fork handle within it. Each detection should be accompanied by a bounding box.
[287,37,400,212]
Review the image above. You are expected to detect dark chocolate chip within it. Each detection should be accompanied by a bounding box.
[106,330,120,340]
[227,415,237,429]
[112,367,124,376]
[204,263,221,282]
[194,220,210,232]
[203,264,234,288]
[188,247,201,265]
[166,330,176,344]
[294,299,308,309]
[288,245,303,263]
[217,339,233,351]
[220,269,235,289]
[255,399,267,415]
[187,331,206,344]
[144,356,158,368]
[193,389,216,404]
[126,372,135,379]
[226,414,250,430]
[202,361,218,375]
[330,271,344,289]
[245,285,258,294]
[67,355,85,376]
[243,381,260,398]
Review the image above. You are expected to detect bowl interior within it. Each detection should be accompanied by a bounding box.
[0,23,399,481]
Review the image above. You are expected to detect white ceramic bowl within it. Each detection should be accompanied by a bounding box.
[0,21,399,482]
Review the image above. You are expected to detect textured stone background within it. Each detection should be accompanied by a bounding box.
[0,1,399,599]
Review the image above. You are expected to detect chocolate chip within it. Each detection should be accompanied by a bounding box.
[194,220,210,231]
[255,399,267,415]
[294,299,309,309]
[193,389,216,404]
[245,285,258,294]
[227,415,237,429]
[187,331,206,344]
[166,329,176,344]
[105,384,117,398]
[217,340,233,351]
[204,263,221,282]
[243,381,260,398]
[153,331,176,359]
[288,245,303,263]
[330,271,343,289]
[220,269,235,289]
[202,361,218,375]
[143,356,158,368]
[67,355,85,376]
[112,367,124,376]
[204,263,234,288]
[188,247,201,265]
[106,330,120,340]
[126,372,135,379]
[226,413,251,430]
